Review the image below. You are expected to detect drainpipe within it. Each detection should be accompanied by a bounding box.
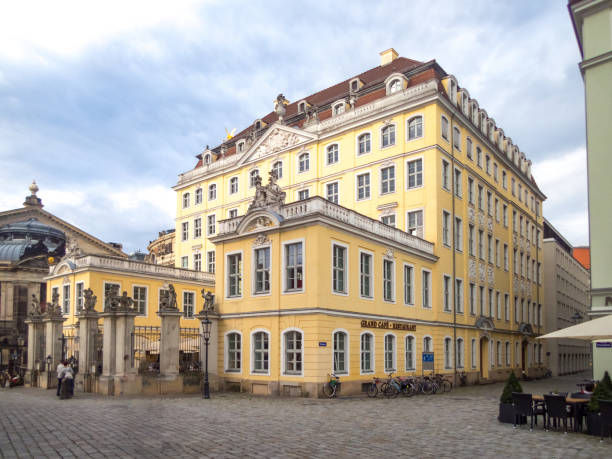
[450,111,458,388]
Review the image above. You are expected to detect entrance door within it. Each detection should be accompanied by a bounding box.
[479,338,489,379]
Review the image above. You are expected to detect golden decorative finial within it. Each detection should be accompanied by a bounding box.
[29,180,39,196]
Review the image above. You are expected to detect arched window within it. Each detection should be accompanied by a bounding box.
[389,79,402,93]
[204,154,211,164]
[384,334,396,372]
[423,336,432,353]
[444,337,452,369]
[333,102,345,115]
[208,184,217,200]
[182,193,190,208]
[441,116,449,141]
[283,330,303,375]
[272,161,283,179]
[326,144,339,165]
[252,331,269,374]
[195,188,202,205]
[456,338,464,369]
[405,335,415,371]
[497,341,502,367]
[226,332,241,372]
[505,342,510,366]
[298,152,309,173]
[249,169,259,187]
[333,331,348,375]
[358,133,371,154]
[360,333,374,373]
[453,127,461,150]
[381,124,395,147]
[229,177,239,194]
[471,338,477,369]
[408,116,423,140]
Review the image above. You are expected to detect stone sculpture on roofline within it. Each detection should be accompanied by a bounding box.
[248,170,286,213]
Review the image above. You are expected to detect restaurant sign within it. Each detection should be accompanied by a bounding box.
[360,320,416,331]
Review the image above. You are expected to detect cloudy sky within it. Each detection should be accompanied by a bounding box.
[0,0,587,252]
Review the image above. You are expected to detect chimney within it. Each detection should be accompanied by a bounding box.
[380,48,399,66]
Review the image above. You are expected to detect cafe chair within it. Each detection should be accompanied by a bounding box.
[512,392,536,431]
[544,394,571,433]
[600,400,612,442]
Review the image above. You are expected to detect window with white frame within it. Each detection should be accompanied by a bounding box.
[408,116,423,140]
[254,247,270,294]
[407,158,423,188]
[455,217,463,251]
[503,205,508,227]
[181,256,188,269]
[502,170,507,189]
[226,332,241,372]
[356,173,370,200]
[284,330,302,375]
[360,252,372,298]
[132,286,146,315]
[383,258,394,302]
[423,336,432,353]
[442,211,450,246]
[285,242,303,291]
[361,333,374,373]
[252,331,269,373]
[444,337,452,369]
[298,152,309,172]
[207,251,215,273]
[511,178,516,196]
[477,185,483,210]
[181,222,189,241]
[207,215,216,236]
[406,336,416,371]
[455,279,463,313]
[453,127,461,150]
[194,218,202,238]
[487,191,492,216]
[326,182,339,204]
[203,153,211,164]
[456,338,464,368]
[443,275,451,312]
[478,230,484,259]
[494,163,498,182]
[454,169,462,197]
[75,282,84,312]
[249,169,259,187]
[381,214,395,227]
[333,102,345,115]
[358,133,371,155]
[407,210,424,238]
[384,334,395,371]
[404,265,414,305]
[469,283,476,315]
[471,338,477,369]
[476,147,482,167]
[479,286,485,315]
[182,192,190,208]
[504,294,509,321]
[514,297,519,323]
[183,291,194,318]
[298,189,309,201]
[229,177,239,194]
[333,331,348,374]
[497,341,502,367]
[227,253,242,297]
[62,284,70,314]
[442,159,450,190]
[272,161,283,179]
[193,253,202,271]
[326,144,339,165]
[332,244,347,294]
[229,209,238,219]
[237,141,245,153]
[468,177,474,204]
[422,270,431,308]
[466,137,473,159]
[381,165,395,194]
[505,342,510,366]
[495,199,500,222]
[488,288,494,317]
[381,124,395,147]
[388,78,402,93]
[208,184,217,200]
[496,292,501,319]
[468,224,475,256]
[195,188,202,204]
[495,239,500,266]
[485,155,491,175]
[441,116,449,141]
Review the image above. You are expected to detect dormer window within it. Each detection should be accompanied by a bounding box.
[333,101,345,116]
[351,80,358,91]
[204,154,211,165]
[349,78,363,92]
[236,141,246,153]
[389,79,402,93]
[254,119,265,130]
[449,80,457,105]
[298,102,305,113]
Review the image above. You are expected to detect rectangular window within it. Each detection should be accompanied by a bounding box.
[488,288,493,317]
[468,224,475,256]
[195,188,202,204]
[487,191,492,216]
[466,137,473,159]
[76,282,84,312]
[485,155,491,175]
[404,265,413,305]
[478,230,484,259]
[230,177,238,194]
[422,270,431,308]
[495,239,500,267]
[469,283,476,315]
[381,166,395,194]
[513,249,518,274]
[227,253,242,297]
[382,125,395,147]
[208,184,217,200]
[487,235,493,263]
[133,286,147,315]
[285,242,303,291]
[476,147,482,167]
[496,292,501,319]
[298,189,309,201]
[254,247,271,294]
[207,251,215,273]
[181,222,189,241]
[478,185,483,210]
[442,211,450,246]
[360,252,372,298]
[383,259,394,302]
[193,253,202,271]
[381,214,396,227]
[181,256,188,269]
[62,284,70,314]
[407,159,423,188]
[226,333,241,372]
[453,127,461,150]
[332,244,347,294]
[495,199,500,222]
[284,331,302,374]
[455,217,462,251]
[493,163,498,182]
[455,279,463,313]
[194,218,202,238]
[253,332,269,373]
[407,210,424,238]
[502,170,507,189]
[503,205,508,227]
[441,117,449,140]
[357,173,370,200]
[207,215,216,236]
[454,169,462,197]
[326,182,339,204]
[442,159,450,190]
[468,177,474,204]
[504,294,509,321]
[503,244,508,271]
[471,338,477,369]
[443,275,451,312]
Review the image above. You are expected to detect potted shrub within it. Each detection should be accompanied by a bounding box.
[586,371,612,435]
[499,371,523,423]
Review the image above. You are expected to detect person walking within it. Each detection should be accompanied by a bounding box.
[56,360,65,397]
[59,364,74,399]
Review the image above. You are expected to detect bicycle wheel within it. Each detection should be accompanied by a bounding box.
[404,382,416,397]
[367,382,378,398]
[322,382,335,398]
[381,383,396,398]
[421,381,434,395]
[442,380,452,392]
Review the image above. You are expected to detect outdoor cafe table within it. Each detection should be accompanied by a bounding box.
[532,395,590,432]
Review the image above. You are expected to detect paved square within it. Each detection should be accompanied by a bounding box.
[0,374,609,458]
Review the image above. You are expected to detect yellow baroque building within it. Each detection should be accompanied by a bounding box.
[173,49,547,395]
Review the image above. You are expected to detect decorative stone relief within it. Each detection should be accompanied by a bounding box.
[479,264,485,283]
[252,129,306,160]
[487,266,494,284]
[478,212,484,227]
[248,170,286,212]
[487,217,493,233]
[64,237,83,259]
[468,259,476,280]
[384,247,395,259]
[253,234,271,246]
[245,216,274,232]
[468,207,475,224]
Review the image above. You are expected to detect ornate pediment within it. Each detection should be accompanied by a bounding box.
[518,322,534,336]
[238,124,315,165]
[475,315,495,331]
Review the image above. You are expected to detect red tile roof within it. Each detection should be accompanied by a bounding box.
[572,246,590,270]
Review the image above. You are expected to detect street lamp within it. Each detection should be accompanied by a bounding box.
[16,336,25,367]
[46,355,52,388]
[202,313,211,399]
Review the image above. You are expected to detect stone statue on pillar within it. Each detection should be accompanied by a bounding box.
[201,289,215,314]
[30,294,42,316]
[159,284,178,311]
[46,290,62,317]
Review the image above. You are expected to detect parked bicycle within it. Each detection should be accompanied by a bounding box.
[433,373,453,393]
[381,372,403,398]
[367,377,384,398]
[323,373,340,398]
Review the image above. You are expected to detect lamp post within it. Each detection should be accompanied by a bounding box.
[46,355,52,388]
[16,336,25,367]
[202,313,211,399]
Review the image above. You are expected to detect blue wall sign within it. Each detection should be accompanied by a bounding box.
[422,352,434,362]
[596,342,612,348]
[319,342,327,347]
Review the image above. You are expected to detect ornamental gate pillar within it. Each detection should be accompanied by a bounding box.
[158,309,182,377]
[24,314,44,387]
[75,310,99,392]
[41,312,66,389]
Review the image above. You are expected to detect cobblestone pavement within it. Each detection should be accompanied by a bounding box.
[0,373,610,458]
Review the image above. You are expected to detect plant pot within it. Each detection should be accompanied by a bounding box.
[498,403,515,423]
[586,412,601,436]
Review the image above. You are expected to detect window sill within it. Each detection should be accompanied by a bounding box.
[283,289,304,295]
[380,143,396,150]
[406,135,423,142]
